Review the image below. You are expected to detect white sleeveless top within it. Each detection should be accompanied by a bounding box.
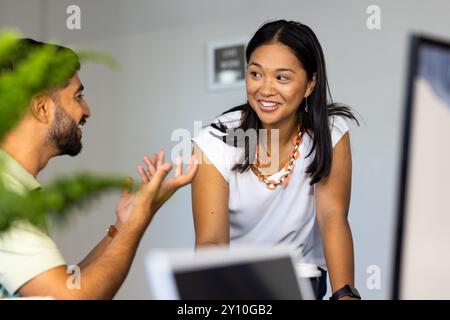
[193,111,350,270]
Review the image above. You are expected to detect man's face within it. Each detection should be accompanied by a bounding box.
[48,73,91,156]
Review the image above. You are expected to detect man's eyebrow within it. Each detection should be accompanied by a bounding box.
[248,62,295,73]
[74,84,84,94]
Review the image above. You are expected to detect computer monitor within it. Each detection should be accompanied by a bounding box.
[145,246,315,300]
[393,35,450,299]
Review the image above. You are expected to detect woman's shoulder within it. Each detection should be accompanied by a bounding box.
[192,110,244,182]
[328,114,352,147]
[194,110,244,144]
[212,110,244,128]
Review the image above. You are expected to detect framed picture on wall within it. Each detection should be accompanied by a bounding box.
[207,37,248,91]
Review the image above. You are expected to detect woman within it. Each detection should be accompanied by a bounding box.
[191,20,359,300]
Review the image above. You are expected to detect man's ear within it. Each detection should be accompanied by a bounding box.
[305,73,317,98]
[30,94,55,124]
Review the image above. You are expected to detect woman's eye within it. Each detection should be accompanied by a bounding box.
[277,75,290,81]
[249,71,261,78]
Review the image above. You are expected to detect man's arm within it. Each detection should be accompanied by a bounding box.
[18,218,147,299]
[18,151,198,299]
[78,177,135,270]
[77,234,112,271]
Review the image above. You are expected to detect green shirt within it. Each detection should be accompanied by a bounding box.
[0,149,66,298]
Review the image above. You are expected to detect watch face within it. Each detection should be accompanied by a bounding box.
[349,286,360,298]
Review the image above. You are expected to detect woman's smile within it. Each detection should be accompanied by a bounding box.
[258,99,281,113]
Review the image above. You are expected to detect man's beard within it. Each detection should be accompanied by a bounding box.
[48,105,83,156]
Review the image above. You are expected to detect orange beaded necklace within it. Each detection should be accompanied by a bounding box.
[253,125,303,190]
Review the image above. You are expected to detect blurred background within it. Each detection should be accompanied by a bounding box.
[1,0,449,299]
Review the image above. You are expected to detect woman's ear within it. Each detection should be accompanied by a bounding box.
[30,94,54,124]
[305,73,317,98]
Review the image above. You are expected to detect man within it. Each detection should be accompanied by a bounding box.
[0,39,197,299]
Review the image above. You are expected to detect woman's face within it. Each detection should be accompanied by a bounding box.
[246,42,315,128]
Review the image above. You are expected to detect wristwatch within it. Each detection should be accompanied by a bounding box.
[330,285,361,300]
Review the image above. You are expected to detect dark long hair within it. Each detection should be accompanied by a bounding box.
[211,20,358,185]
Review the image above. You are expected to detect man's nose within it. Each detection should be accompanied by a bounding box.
[83,101,91,118]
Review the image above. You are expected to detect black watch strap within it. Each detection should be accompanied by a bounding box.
[330,285,361,300]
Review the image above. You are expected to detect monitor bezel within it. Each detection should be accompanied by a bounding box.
[392,34,450,299]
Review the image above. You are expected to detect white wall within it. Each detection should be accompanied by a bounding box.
[0,0,44,38]
[2,0,450,299]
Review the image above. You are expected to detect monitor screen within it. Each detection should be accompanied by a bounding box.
[146,246,315,300]
[394,35,450,299]
[174,256,302,299]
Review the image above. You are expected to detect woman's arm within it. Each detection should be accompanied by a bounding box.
[315,132,356,297]
[192,143,230,247]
